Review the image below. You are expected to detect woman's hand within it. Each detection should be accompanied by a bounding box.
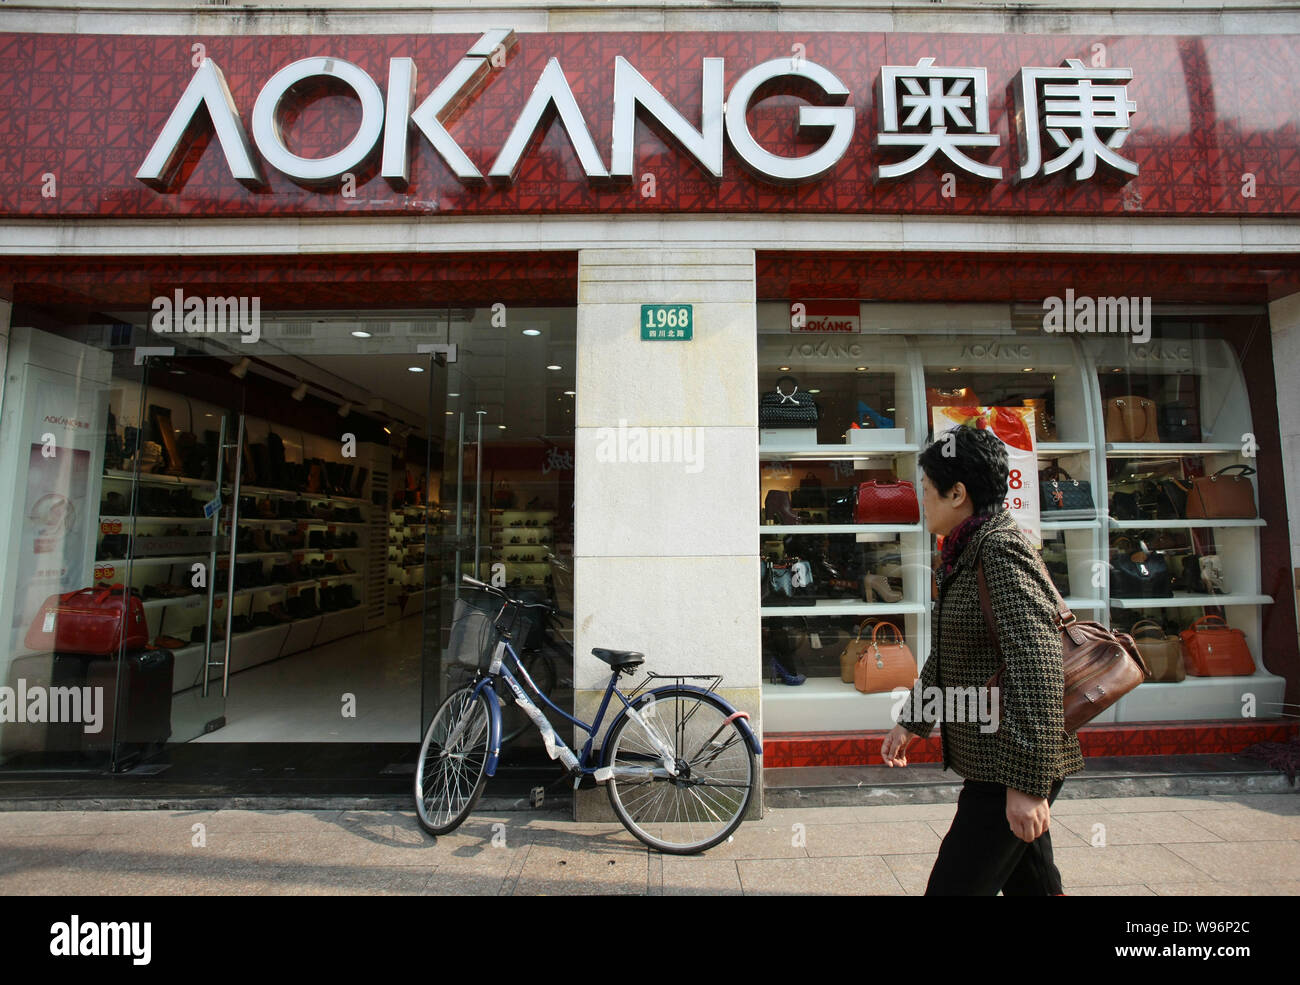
[881,724,916,767]
[1005,787,1050,842]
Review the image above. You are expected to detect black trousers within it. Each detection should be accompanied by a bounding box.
[925,778,1066,896]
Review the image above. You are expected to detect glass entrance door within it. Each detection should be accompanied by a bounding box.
[114,352,236,763]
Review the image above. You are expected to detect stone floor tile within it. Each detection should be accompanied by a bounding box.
[661,857,744,895]
[1176,808,1300,842]
[764,803,959,824]
[1149,881,1300,896]
[1065,884,1157,896]
[802,820,943,857]
[1052,812,1225,846]
[1164,840,1300,882]
[511,837,649,896]
[736,855,905,895]
[1053,844,1217,887]
[883,853,939,895]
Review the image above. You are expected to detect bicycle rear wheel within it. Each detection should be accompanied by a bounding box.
[604,689,756,854]
[414,685,492,836]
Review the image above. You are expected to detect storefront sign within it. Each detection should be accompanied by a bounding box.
[641,304,693,340]
[791,301,860,333]
[0,30,1297,218]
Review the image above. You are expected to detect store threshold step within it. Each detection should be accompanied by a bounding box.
[763,754,1299,808]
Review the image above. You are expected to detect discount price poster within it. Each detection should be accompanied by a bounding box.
[930,405,1041,546]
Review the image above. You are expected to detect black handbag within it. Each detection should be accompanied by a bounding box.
[790,472,826,508]
[759,375,819,428]
[1039,465,1094,520]
[1110,545,1173,598]
[1158,401,1200,442]
[1158,478,1190,519]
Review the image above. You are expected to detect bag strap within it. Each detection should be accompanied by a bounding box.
[870,620,903,646]
[774,375,799,403]
[1191,614,1229,631]
[1210,464,1256,479]
[976,535,1078,652]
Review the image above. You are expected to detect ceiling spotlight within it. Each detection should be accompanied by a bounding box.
[855,366,867,372]
[779,365,791,371]
[563,390,576,397]
[1022,367,1035,373]
[408,366,424,373]
[351,330,371,338]
[546,364,562,371]
[445,411,454,416]
[291,382,308,401]
[522,329,541,336]
[383,425,392,434]
[448,392,459,398]
[230,357,250,379]
[807,388,821,394]
[497,424,507,430]
[948,366,961,372]
[337,402,352,418]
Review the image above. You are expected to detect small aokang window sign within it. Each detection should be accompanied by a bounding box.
[135,28,1139,193]
[791,301,861,333]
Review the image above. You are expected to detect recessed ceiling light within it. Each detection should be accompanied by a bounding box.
[807,388,821,394]
[497,424,507,430]
[855,366,867,372]
[1022,367,1035,372]
[408,366,424,373]
[546,364,562,371]
[351,330,371,338]
[522,329,541,336]
[885,407,895,413]
[448,392,459,398]
[564,390,576,396]
[445,411,453,416]
[948,367,961,372]
[779,365,791,371]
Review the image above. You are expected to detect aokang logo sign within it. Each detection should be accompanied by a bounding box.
[136,29,1140,194]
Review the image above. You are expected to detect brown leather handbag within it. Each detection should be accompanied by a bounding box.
[1104,395,1159,443]
[1184,465,1258,519]
[1180,615,1256,676]
[1129,619,1186,683]
[838,619,877,683]
[977,542,1149,733]
[853,621,918,694]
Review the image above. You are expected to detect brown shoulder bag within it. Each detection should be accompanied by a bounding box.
[976,540,1149,733]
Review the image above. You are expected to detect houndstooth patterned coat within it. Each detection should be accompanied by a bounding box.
[897,509,1083,798]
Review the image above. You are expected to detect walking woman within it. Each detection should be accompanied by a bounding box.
[882,425,1081,895]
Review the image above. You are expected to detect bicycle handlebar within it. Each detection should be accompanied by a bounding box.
[460,574,555,612]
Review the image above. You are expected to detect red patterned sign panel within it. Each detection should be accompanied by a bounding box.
[0,30,1297,218]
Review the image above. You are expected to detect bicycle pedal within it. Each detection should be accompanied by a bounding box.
[529,785,545,808]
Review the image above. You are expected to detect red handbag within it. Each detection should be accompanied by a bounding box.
[853,480,920,524]
[24,584,149,656]
[1180,615,1256,677]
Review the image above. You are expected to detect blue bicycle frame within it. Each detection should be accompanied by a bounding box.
[466,633,762,780]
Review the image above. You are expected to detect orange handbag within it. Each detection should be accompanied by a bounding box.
[853,621,918,694]
[1104,395,1160,443]
[1180,615,1256,677]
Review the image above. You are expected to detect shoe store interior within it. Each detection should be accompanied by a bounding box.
[0,306,576,774]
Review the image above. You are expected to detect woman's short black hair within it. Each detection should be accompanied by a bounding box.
[919,425,1009,516]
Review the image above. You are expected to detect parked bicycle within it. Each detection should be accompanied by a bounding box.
[415,575,762,854]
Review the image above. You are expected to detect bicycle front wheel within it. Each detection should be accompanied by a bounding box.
[414,685,492,836]
[604,689,756,854]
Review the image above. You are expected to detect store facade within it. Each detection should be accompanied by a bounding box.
[1,3,1299,806]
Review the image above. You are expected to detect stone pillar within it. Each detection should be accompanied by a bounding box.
[1268,290,1300,641]
[573,247,761,820]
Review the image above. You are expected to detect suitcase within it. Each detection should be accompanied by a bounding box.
[83,648,175,752]
[1,652,95,756]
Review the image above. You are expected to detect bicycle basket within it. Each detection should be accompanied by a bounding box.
[447,594,501,672]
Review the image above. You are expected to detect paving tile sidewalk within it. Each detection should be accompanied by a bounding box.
[0,792,1297,895]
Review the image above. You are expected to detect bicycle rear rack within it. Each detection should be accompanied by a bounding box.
[627,673,723,700]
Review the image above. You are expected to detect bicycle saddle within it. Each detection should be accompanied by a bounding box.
[592,648,644,671]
